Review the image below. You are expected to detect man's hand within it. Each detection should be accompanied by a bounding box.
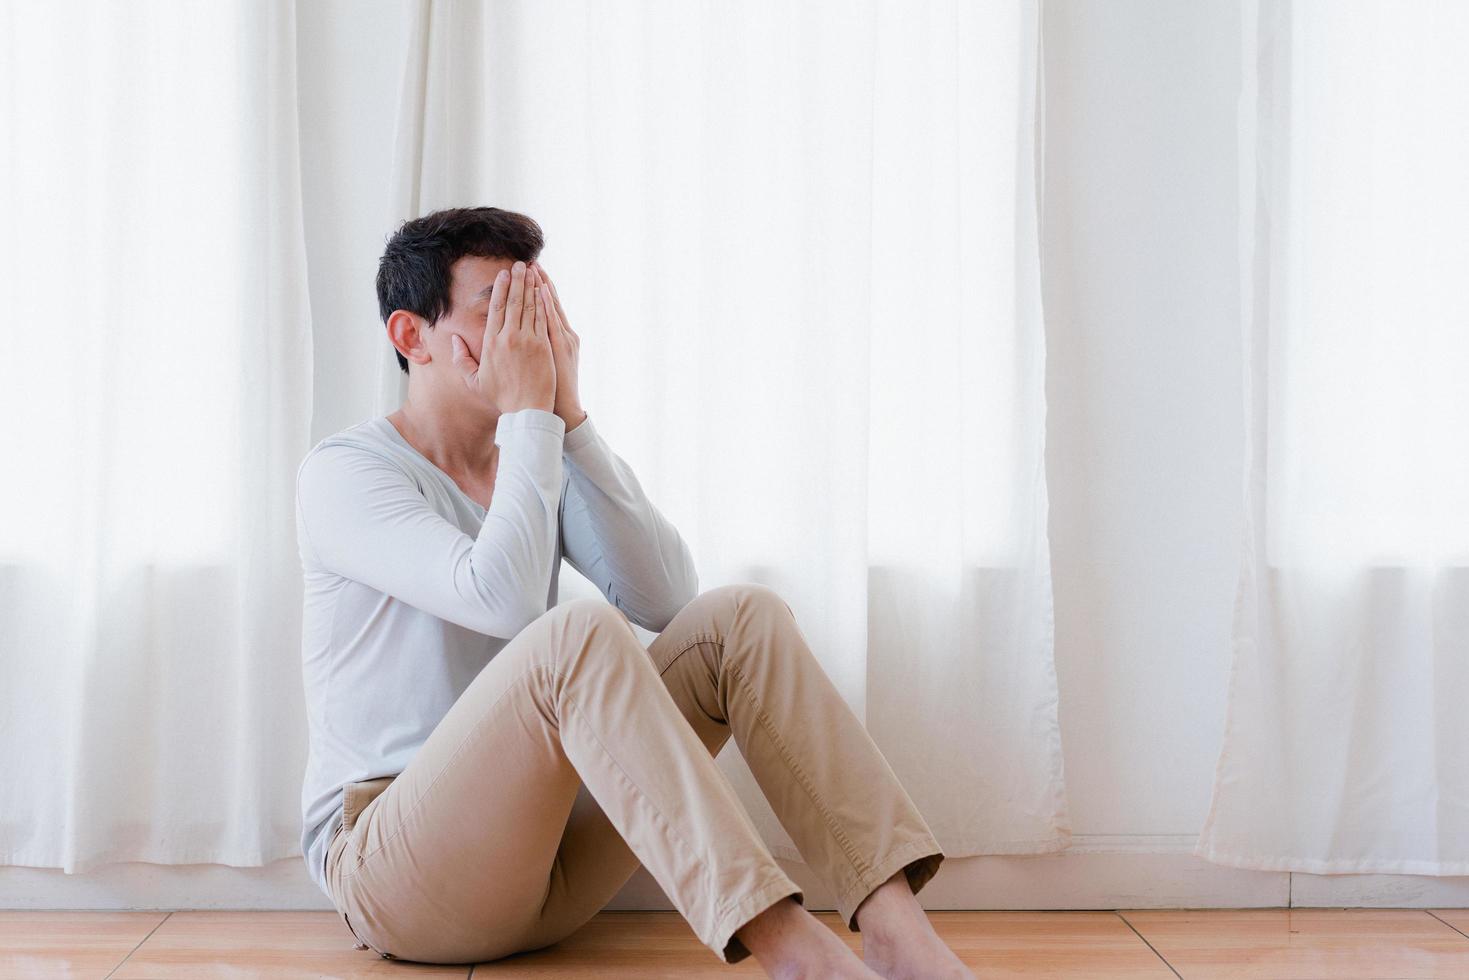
[450,261,556,415]
[530,260,586,432]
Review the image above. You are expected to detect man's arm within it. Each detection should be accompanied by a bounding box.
[296,408,566,638]
[558,412,699,632]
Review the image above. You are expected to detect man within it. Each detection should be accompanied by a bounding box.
[295,206,968,978]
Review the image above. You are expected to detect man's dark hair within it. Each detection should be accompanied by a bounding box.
[376,206,544,374]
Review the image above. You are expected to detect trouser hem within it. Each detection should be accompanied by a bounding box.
[708,872,805,965]
[836,834,946,932]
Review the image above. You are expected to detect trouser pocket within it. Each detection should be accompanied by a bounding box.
[342,775,397,833]
[334,776,402,959]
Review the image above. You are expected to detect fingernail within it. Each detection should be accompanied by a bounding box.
[497,269,508,281]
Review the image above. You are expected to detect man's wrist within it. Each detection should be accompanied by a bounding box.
[560,408,589,433]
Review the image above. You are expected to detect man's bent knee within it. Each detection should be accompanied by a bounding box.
[548,596,629,623]
[695,582,793,619]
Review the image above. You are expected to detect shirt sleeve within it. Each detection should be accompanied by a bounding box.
[295,408,566,639]
[559,412,700,632]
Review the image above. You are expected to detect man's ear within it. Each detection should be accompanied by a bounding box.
[386,309,431,370]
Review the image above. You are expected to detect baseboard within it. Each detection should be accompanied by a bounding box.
[5,836,1468,911]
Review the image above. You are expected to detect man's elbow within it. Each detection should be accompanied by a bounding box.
[630,603,677,634]
[473,599,547,641]
[671,561,699,618]
[635,577,699,633]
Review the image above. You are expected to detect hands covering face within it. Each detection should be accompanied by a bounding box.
[448,259,584,429]
[529,261,585,430]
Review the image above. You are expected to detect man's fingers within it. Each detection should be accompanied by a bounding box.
[538,269,564,334]
[450,333,478,374]
[505,261,527,335]
[485,268,510,337]
[520,267,539,336]
[534,276,550,341]
[537,264,572,335]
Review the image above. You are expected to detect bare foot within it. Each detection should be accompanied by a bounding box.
[736,895,883,980]
[856,870,975,980]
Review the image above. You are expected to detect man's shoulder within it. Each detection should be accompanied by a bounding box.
[297,418,411,486]
[312,415,389,453]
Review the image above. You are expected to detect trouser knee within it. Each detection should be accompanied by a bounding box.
[542,597,649,671]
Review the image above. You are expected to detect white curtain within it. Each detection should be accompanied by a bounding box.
[378,0,1068,860]
[1197,0,1469,873]
[0,1,314,871]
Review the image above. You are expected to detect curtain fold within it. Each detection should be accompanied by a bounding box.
[0,0,314,871]
[1197,0,1469,873]
[378,0,1068,860]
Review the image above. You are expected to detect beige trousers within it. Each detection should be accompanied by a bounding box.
[325,583,944,965]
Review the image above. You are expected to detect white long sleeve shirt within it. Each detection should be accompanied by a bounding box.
[294,407,699,898]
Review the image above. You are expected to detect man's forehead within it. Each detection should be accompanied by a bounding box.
[455,256,517,301]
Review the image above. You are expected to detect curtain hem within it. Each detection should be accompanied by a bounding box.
[1195,843,1469,877]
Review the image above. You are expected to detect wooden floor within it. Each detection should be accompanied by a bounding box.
[4,908,1469,978]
